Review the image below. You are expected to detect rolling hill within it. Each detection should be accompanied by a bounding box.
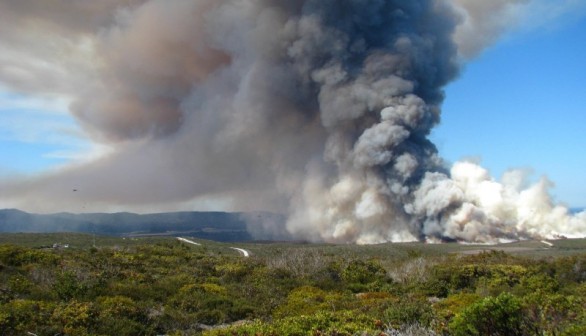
[0,209,290,242]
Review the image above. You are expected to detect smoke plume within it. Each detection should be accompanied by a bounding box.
[0,0,584,243]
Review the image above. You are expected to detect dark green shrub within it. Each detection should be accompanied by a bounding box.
[341,260,388,293]
[432,293,481,329]
[449,292,524,336]
[54,271,86,301]
[384,295,434,328]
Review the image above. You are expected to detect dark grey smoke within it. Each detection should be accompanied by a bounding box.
[0,0,584,243]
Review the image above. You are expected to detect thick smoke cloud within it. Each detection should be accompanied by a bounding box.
[0,0,584,243]
[451,0,528,57]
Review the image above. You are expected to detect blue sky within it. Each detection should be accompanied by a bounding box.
[0,2,585,209]
[432,11,586,208]
[0,91,91,175]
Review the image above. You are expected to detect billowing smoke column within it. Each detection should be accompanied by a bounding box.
[279,0,460,243]
[0,0,584,243]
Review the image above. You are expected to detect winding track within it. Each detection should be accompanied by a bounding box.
[229,247,250,257]
[177,237,201,246]
[177,237,250,257]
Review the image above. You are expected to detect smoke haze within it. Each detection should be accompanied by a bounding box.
[0,0,584,243]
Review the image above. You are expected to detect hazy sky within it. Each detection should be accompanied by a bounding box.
[0,0,585,212]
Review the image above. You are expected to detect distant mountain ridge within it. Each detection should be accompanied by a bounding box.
[0,209,291,242]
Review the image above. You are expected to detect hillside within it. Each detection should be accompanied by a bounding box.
[0,209,290,242]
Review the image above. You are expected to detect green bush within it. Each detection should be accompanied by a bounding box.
[0,299,57,335]
[50,300,95,335]
[430,261,528,296]
[273,286,353,319]
[523,292,584,335]
[433,292,481,332]
[341,259,388,293]
[205,310,380,336]
[0,245,59,267]
[449,292,524,336]
[384,295,434,328]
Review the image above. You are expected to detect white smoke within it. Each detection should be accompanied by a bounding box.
[0,0,584,243]
[408,162,585,243]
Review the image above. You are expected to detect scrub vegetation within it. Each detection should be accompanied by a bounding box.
[0,234,585,335]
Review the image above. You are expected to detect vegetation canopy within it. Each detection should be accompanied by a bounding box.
[0,234,585,335]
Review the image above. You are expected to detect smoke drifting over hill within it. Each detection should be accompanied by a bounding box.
[0,0,584,243]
